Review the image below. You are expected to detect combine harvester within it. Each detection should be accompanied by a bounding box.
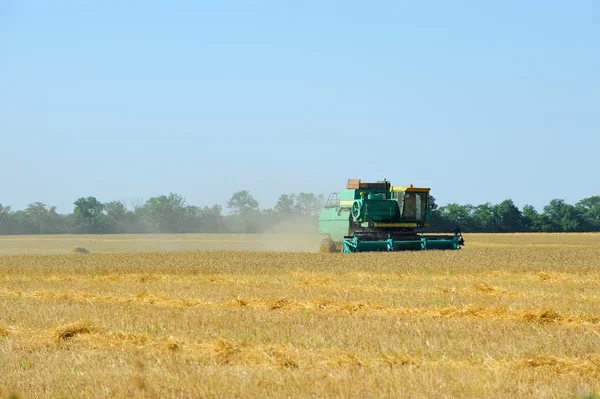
[319,179,464,253]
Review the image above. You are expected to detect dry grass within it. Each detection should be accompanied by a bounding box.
[1,233,600,398]
[55,320,95,342]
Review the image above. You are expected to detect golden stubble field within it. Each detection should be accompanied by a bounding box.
[1,233,600,398]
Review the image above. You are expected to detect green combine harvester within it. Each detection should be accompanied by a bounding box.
[319,179,464,253]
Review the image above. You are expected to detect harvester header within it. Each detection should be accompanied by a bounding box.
[319,178,464,253]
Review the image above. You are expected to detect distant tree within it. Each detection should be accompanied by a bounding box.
[471,203,496,232]
[181,204,211,233]
[48,206,64,233]
[274,194,295,216]
[226,191,260,233]
[294,193,325,217]
[575,196,600,231]
[521,205,540,232]
[105,200,128,233]
[128,199,148,232]
[8,210,30,235]
[428,195,452,231]
[24,202,63,234]
[227,190,259,216]
[438,203,474,231]
[429,195,439,213]
[131,198,145,214]
[274,193,325,218]
[199,205,223,233]
[74,197,104,219]
[142,193,188,233]
[73,196,108,233]
[0,204,10,234]
[0,204,9,219]
[493,199,523,232]
[542,199,585,232]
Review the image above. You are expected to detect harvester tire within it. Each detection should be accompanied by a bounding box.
[320,238,337,253]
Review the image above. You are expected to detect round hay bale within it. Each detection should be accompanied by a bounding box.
[70,246,90,254]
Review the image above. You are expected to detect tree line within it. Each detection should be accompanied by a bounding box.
[431,197,600,233]
[0,191,599,235]
[0,191,325,235]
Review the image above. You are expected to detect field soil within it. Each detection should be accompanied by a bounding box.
[1,233,599,398]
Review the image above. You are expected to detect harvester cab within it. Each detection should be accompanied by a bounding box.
[319,179,464,253]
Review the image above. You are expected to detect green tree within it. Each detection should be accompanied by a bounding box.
[521,205,540,232]
[0,204,11,234]
[7,210,30,234]
[429,195,439,213]
[274,193,325,218]
[199,205,223,233]
[438,203,474,231]
[493,199,523,232]
[575,196,600,231]
[472,203,496,232]
[226,190,260,233]
[294,193,325,217]
[180,204,205,233]
[274,194,295,216]
[73,197,108,233]
[142,193,188,233]
[428,195,450,231]
[542,199,584,232]
[105,201,129,233]
[23,202,63,234]
[227,190,259,216]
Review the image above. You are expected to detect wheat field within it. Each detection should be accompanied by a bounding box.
[1,233,600,398]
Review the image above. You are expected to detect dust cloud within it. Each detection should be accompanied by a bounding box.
[254,216,322,253]
[0,217,324,255]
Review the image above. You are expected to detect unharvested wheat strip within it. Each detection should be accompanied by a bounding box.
[297,280,600,301]
[295,271,598,288]
[2,266,593,293]
[337,271,598,284]
[0,289,216,308]
[228,297,600,326]
[466,242,598,248]
[3,274,597,302]
[2,272,597,283]
[2,289,599,326]
[6,327,600,376]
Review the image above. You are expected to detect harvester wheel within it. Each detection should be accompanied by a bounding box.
[319,238,337,253]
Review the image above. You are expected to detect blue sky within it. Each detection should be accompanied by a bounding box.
[1,1,598,214]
